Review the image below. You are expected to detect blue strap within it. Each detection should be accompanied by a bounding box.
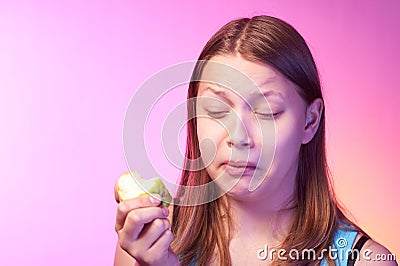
[321,228,358,265]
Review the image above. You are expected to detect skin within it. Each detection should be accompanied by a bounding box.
[197,54,315,208]
[113,190,177,266]
[113,54,397,265]
[197,54,322,265]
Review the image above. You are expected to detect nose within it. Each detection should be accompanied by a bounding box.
[226,112,255,149]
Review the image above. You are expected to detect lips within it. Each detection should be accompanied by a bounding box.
[222,160,258,176]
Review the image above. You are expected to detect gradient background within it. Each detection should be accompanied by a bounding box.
[0,0,398,265]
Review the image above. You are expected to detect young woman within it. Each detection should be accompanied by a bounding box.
[114,16,396,265]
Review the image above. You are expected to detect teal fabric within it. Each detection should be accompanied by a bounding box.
[186,226,358,266]
[320,227,358,265]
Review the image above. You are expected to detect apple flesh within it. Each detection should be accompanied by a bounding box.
[117,171,172,207]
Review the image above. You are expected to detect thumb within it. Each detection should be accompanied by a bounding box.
[114,181,121,203]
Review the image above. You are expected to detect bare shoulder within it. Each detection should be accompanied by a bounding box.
[355,235,397,265]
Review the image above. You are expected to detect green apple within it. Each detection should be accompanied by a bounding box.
[117,170,172,207]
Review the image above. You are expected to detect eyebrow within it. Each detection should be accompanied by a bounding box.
[203,86,234,105]
[204,85,284,99]
[250,89,284,99]
[251,77,284,98]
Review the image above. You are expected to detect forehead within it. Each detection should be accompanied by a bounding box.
[198,55,297,99]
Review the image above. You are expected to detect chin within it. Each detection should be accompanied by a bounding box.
[225,187,262,203]
[215,173,267,199]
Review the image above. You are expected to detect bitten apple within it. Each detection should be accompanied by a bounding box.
[117,171,172,207]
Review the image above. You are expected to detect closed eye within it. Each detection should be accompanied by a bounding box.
[207,111,230,119]
[254,111,281,120]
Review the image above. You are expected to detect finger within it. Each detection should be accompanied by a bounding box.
[118,206,168,240]
[115,195,163,231]
[137,230,176,266]
[136,218,171,250]
[114,182,121,203]
[148,229,174,253]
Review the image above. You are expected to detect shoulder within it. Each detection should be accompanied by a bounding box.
[354,234,397,265]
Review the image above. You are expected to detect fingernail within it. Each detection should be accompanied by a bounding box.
[150,194,161,205]
[162,207,169,216]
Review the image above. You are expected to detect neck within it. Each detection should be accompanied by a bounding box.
[229,196,295,244]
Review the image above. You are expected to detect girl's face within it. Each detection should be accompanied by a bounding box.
[196,54,320,204]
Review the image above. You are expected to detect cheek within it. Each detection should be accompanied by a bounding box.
[273,114,305,161]
[256,122,275,168]
[196,117,226,166]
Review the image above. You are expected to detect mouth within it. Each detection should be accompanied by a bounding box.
[222,160,258,176]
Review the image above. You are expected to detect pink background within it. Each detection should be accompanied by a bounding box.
[0,0,398,265]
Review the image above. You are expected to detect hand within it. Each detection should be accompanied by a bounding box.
[114,187,179,266]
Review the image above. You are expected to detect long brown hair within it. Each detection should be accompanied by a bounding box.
[172,15,366,265]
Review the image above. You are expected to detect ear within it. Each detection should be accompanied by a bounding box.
[302,98,324,144]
